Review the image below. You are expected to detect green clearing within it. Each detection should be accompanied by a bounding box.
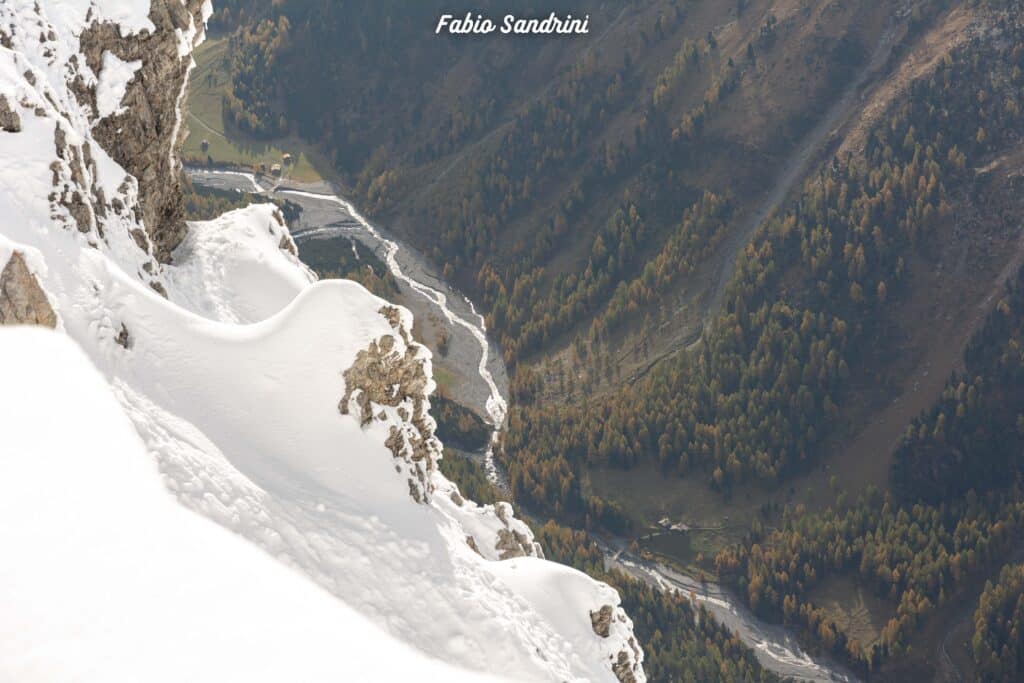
[586,431,879,567]
[182,35,324,184]
[641,529,725,578]
[586,464,754,575]
[431,366,457,396]
[590,463,897,629]
[588,465,762,533]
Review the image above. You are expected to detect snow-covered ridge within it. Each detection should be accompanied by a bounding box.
[0,325,507,683]
[0,2,645,681]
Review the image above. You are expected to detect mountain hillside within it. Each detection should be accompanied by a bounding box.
[0,1,644,681]
[194,1,1024,680]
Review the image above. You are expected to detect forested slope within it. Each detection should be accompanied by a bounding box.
[205,0,898,363]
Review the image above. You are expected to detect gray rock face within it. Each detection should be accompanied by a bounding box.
[0,253,57,327]
[590,604,613,638]
[0,94,20,132]
[339,306,438,503]
[81,0,207,262]
[614,649,639,683]
[592,606,643,683]
[493,501,537,559]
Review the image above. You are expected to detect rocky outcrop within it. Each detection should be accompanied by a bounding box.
[337,305,544,561]
[1,0,205,294]
[493,500,537,559]
[346,307,541,556]
[591,603,643,683]
[340,306,438,503]
[0,95,20,132]
[614,648,640,683]
[590,604,614,638]
[81,0,208,262]
[0,254,57,327]
[591,606,643,682]
[337,305,546,566]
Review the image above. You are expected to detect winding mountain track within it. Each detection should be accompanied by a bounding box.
[699,21,899,331]
[602,19,903,387]
[937,621,965,683]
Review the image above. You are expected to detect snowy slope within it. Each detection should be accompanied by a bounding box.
[0,2,645,682]
[0,326,505,683]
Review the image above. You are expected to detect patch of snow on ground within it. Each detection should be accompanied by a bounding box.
[166,204,312,323]
[96,51,142,118]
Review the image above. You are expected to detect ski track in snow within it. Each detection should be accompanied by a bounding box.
[200,170,509,482]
